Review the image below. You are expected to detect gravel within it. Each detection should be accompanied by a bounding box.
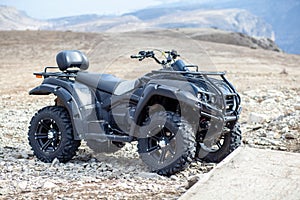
[241,88,300,152]
[0,92,215,199]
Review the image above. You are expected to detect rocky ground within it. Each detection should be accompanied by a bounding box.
[241,89,300,152]
[0,30,299,199]
[0,90,215,199]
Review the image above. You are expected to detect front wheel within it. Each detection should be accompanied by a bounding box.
[28,106,81,163]
[138,111,196,176]
[198,123,242,163]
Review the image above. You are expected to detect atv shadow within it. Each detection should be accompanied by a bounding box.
[71,144,149,174]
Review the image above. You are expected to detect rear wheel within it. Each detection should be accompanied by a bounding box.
[198,123,241,163]
[28,106,81,163]
[138,111,195,176]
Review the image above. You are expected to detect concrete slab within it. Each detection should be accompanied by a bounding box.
[180,147,300,200]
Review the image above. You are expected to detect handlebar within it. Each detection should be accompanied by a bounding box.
[130,50,180,66]
[130,51,154,60]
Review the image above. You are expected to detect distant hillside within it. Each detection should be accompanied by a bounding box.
[127,8,274,40]
[205,0,300,54]
[139,0,299,54]
[181,28,280,52]
[0,6,274,38]
[0,6,48,30]
[0,4,288,53]
[46,8,274,41]
[230,0,300,54]
[46,14,141,32]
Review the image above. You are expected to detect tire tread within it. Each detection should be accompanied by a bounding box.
[28,106,81,163]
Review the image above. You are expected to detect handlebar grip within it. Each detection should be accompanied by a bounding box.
[131,55,140,59]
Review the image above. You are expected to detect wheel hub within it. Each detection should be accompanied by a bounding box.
[48,129,56,139]
[158,138,168,148]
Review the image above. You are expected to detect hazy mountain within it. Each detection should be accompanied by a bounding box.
[0,6,49,30]
[237,0,300,54]
[0,3,297,53]
[46,14,140,32]
[45,8,274,40]
[136,0,299,54]
[0,5,273,38]
[151,9,274,40]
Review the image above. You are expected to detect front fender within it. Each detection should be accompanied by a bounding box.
[129,83,203,137]
[134,84,201,124]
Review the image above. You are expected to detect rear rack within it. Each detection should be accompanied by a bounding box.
[33,66,78,78]
[44,66,60,73]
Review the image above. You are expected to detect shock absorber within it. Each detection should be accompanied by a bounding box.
[195,118,210,157]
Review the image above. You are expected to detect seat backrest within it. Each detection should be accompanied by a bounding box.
[56,50,89,71]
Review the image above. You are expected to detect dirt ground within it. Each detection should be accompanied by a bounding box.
[1,30,299,91]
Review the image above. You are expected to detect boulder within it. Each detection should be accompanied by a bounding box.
[248,112,268,124]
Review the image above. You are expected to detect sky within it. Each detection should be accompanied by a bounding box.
[0,0,184,19]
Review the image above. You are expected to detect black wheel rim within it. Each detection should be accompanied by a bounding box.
[35,118,62,153]
[146,126,177,164]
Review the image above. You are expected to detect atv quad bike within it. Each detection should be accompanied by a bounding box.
[28,49,242,176]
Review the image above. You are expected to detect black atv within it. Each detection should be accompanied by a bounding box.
[28,49,241,176]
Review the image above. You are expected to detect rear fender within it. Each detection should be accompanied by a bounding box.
[29,84,85,140]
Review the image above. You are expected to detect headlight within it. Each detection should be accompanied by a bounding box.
[197,92,208,102]
[210,95,217,104]
[197,92,217,104]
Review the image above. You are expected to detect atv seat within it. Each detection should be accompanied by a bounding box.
[76,72,138,95]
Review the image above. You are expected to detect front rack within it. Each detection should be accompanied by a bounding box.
[152,69,240,117]
[152,70,226,76]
